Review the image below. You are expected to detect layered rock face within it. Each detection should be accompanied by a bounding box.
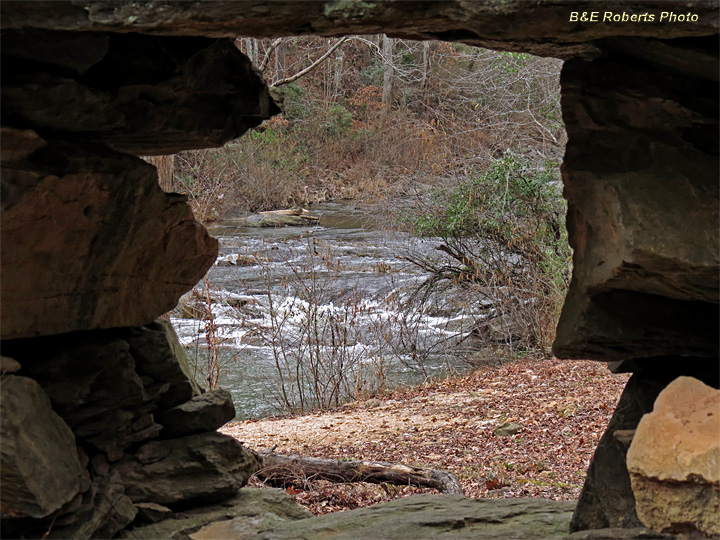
[1,20,279,539]
[554,36,719,361]
[1,128,218,339]
[1,1,719,538]
[1,321,259,539]
[1,30,280,155]
[558,35,720,533]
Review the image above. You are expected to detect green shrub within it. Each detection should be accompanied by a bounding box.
[407,153,571,355]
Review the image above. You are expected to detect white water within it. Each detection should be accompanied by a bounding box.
[172,202,486,418]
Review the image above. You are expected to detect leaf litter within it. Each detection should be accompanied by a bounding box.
[221,357,628,516]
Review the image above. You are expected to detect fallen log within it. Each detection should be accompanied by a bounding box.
[246,208,320,227]
[252,449,464,496]
[258,207,318,218]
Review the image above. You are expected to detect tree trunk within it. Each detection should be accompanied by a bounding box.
[244,37,258,65]
[141,155,174,193]
[381,35,394,112]
[333,46,344,99]
[421,40,431,91]
[254,450,465,495]
[274,39,286,81]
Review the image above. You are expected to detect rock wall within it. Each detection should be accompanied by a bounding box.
[557,34,720,532]
[1,21,281,538]
[1,321,259,539]
[554,35,719,362]
[1,2,718,538]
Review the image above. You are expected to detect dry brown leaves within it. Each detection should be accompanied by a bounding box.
[221,358,629,516]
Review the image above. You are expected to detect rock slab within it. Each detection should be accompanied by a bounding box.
[1,130,218,339]
[157,388,236,438]
[116,432,259,507]
[123,488,311,539]
[627,376,720,538]
[0,375,88,519]
[1,31,279,155]
[253,495,575,540]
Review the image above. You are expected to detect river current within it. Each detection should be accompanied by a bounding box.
[171,202,482,418]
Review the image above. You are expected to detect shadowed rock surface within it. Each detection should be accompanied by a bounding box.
[1,30,280,155]
[0,375,89,519]
[2,1,717,59]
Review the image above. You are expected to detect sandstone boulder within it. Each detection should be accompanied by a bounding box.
[627,376,720,538]
[1,130,218,339]
[0,375,89,519]
[116,432,259,507]
[157,388,236,439]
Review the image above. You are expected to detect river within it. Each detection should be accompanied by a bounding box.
[171,201,485,419]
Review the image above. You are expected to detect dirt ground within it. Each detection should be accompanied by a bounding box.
[221,357,629,515]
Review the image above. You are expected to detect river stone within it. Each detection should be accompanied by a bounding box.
[493,421,523,436]
[0,375,88,519]
[253,495,574,540]
[122,488,311,539]
[116,432,259,507]
[157,388,236,438]
[245,211,320,228]
[0,131,218,340]
[627,376,720,538]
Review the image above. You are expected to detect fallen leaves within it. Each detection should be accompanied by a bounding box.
[221,357,629,516]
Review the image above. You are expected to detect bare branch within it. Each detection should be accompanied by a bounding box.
[259,37,283,72]
[271,36,348,87]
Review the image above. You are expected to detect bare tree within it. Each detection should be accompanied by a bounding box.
[333,45,344,98]
[274,38,286,81]
[381,34,394,111]
[421,40,431,91]
[142,155,175,192]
